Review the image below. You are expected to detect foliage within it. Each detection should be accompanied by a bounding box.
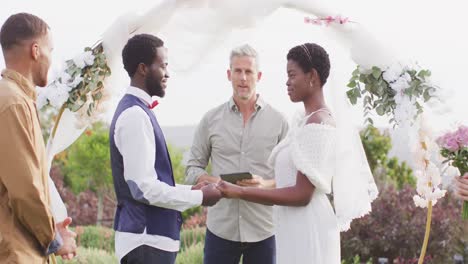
[63,123,112,194]
[73,225,115,253]
[180,227,206,252]
[56,247,117,264]
[341,185,465,263]
[176,242,204,264]
[43,46,111,115]
[360,126,415,189]
[347,65,435,126]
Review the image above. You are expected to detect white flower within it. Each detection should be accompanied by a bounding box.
[72,51,95,69]
[383,63,404,83]
[413,195,428,208]
[46,83,71,108]
[430,188,446,201]
[390,77,410,93]
[58,71,72,84]
[36,89,49,109]
[69,76,83,88]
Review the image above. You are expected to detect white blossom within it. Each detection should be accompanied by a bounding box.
[73,51,95,69]
[413,195,428,208]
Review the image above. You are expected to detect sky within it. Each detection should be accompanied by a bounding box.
[1,0,467,132]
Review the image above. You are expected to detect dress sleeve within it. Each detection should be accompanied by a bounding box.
[290,124,336,194]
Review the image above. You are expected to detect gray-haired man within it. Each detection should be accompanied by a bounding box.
[185,44,288,264]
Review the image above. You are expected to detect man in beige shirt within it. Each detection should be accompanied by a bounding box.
[185,44,288,264]
[0,13,76,263]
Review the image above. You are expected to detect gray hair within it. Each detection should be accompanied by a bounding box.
[229,44,260,70]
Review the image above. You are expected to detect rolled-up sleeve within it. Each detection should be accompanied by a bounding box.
[185,115,211,184]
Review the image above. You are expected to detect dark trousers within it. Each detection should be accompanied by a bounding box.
[121,245,177,264]
[203,229,276,264]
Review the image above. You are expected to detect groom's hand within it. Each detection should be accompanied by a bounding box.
[191,181,211,190]
[201,184,222,206]
[55,217,77,260]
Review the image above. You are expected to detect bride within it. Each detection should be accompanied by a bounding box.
[216,43,378,264]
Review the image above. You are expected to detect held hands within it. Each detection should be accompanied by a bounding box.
[200,184,222,206]
[191,181,211,190]
[55,217,77,260]
[216,181,244,199]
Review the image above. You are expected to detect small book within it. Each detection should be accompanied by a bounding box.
[220,172,253,184]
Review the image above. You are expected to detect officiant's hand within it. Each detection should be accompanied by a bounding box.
[237,175,275,189]
[455,173,468,201]
[217,181,243,199]
[55,217,77,260]
[201,184,222,206]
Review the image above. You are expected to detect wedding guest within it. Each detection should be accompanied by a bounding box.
[0,13,77,262]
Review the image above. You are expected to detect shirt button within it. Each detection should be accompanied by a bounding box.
[241,152,245,155]
[239,215,242,219]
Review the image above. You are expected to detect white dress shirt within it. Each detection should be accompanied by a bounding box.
[114,86,203,261]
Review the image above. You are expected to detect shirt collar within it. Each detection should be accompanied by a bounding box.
[229,94,265,112]
[1,69,37,101]
[126,86,153,106]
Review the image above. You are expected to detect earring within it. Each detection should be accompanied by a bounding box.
[309,81,313,88]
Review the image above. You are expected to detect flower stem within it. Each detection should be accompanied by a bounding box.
[463,201,468,220]
[51,104,66,139]
[418,200,432,264]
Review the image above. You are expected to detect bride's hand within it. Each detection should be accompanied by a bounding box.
[216,181,243,199]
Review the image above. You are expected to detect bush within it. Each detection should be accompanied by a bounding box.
[360,126,415,189]
[180,227,206,251]
[74,225,115,253]
[341,185,465,263]
[56,247,117,264]
[176,243,204,264]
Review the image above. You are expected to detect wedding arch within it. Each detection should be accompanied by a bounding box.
[39,1,452,262]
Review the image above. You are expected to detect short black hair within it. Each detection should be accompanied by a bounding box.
[122,34,164,77]
[287,43,330,86]
[0,13,49,50]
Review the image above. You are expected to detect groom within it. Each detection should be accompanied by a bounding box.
[110,34,222,264]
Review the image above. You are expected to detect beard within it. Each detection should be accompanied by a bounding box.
[145,72,165,97]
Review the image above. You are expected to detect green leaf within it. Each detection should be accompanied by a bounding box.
[347,90,358,105]
[372,66,382,79]
[376,105,385,116]
[347,81,357,88]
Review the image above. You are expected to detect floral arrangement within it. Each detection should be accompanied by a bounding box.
[346,63,437,127]
[304,15,352,26]
[437,125,468,219]
[38,44,111,129]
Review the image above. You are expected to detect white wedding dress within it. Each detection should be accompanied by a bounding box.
[270,112,341,264]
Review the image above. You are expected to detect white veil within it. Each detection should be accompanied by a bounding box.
[326,63,379,231]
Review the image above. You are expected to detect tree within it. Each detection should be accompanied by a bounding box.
[360,126,415,189]
[64,123,113,225]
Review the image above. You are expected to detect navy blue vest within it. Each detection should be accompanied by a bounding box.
[110,94,182,240]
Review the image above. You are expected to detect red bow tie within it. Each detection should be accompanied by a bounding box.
[149,100,159,109]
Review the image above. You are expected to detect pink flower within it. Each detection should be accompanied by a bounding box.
[324,16,335,26]
[437,131,460,152]
[455,125,468,147]
[304,17,311,23]
[334,15,349,24]
[445,136,460,152]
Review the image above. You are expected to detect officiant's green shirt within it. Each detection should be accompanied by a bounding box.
[0,69,56,263]
[185,96,289,242]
